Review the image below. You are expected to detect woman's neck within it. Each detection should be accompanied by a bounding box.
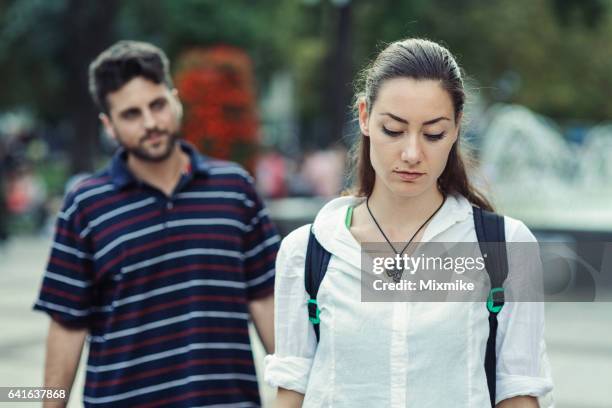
[366,181,445,230]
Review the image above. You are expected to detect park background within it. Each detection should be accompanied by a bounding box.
[0,0,611,407]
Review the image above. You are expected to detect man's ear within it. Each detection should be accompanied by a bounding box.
[171,88,183,121]
[99,113,116,140]
[358,98,369,137]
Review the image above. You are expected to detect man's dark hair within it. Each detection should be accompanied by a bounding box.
[88,40,174,114]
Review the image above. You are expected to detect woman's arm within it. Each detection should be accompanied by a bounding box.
[493,219,553,405]
[496,395,539,407]
[276,387,305,408]
[264,226,317,404]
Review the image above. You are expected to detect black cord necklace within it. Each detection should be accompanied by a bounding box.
[366,195,446,282]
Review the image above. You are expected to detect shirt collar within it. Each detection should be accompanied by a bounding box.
[110,140,210,190]
[312,194,474,271]
[420,194,473,242]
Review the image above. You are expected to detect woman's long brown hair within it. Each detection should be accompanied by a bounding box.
[347,38,494,212]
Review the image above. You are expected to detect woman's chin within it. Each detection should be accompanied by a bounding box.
[388,183,427,198]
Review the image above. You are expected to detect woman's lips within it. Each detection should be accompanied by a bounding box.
[394,171,424,181]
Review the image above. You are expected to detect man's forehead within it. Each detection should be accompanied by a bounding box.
[107,77,171,113]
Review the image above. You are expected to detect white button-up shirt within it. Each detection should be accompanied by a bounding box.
[265,195,554,407]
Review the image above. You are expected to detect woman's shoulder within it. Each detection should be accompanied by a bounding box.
[279,224,311,260]
[274,225,312,279]
[502,213,538,243]
[455,195,537,243]
[458,195,537,243]
[282,224,311,248]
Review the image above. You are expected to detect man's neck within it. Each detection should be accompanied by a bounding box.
[126,143,189,197]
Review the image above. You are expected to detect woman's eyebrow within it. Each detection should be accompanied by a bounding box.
[423,116,451,125]
[380,112,408,123]
[379,112,451,125]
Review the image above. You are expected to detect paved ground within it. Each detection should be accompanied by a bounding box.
[1,236,610,407]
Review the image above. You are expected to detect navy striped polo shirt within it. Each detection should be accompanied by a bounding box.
[34,141,280,407]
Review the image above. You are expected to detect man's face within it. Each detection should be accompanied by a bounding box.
[101,77,182,162]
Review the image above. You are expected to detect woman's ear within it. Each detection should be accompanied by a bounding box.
[453,112,463,140]
[456,111,463,123]
[358,98,369,136]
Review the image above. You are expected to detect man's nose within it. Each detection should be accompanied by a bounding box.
[142,109,156,130]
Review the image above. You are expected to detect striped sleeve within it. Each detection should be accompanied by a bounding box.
[241,174,280,300]
[33,189,95,328]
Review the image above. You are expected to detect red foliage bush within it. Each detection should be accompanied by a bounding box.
[175,46,259,170]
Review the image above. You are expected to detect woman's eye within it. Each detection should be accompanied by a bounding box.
[382,126,403,137]
[424,132,445,141]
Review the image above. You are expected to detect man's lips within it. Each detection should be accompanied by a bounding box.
[143,132,167,143]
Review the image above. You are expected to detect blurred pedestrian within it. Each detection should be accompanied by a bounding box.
[0,144,8,243]
[266,38,553,407]
[300,147,347,198]
[34,41,279,407]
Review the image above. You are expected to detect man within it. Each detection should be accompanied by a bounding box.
[34,40,278,407]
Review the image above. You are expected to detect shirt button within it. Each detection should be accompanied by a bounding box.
[166,201,174,210]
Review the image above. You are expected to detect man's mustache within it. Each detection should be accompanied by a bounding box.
[140,129,168,142]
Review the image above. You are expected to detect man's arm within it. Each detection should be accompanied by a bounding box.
[496,396,539,407]
[43,319,88,408]
[248,293,274,354]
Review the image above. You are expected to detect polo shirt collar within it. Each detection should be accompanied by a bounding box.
[110,140,210,190]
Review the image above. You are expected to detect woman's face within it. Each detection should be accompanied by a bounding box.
[359,77,460,199]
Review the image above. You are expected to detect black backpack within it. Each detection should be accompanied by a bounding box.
[304,206,507,407]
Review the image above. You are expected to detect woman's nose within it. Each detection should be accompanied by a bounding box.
[400,135,423,164]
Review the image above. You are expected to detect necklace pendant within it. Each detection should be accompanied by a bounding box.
[386,265,404,283]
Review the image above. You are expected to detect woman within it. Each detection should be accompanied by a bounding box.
[265,38,553,407]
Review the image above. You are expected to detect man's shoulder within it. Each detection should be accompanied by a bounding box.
[61,168,115,213]
[199,157,256,192]
[206,158,252,180]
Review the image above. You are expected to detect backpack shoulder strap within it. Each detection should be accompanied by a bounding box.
[304,224,332,342]
[473,206,508,297]
[473,205,508,407]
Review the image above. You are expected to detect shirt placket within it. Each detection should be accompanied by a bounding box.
[161,171,193,231]
[390,301,409,407]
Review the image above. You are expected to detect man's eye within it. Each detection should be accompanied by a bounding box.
[122,110,140,119]
[151,100,167,110]
[382,126,403,137]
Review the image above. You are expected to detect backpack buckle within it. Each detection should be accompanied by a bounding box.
[308,299,320,324]
[487,287,504,313]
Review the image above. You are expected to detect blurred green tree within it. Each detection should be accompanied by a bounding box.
[1,0,611,175]
[0,0,117,173]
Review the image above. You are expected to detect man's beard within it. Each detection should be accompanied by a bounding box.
[118,129,180,163]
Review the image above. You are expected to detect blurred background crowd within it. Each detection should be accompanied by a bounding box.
[0,1,611,407]
[1,0,612,240]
